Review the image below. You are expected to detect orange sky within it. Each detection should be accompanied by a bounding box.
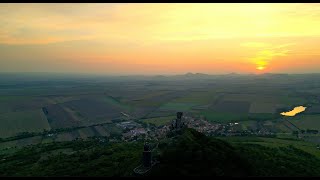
[1,3,320,75]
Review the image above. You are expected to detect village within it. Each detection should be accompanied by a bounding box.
[116,112,276,142]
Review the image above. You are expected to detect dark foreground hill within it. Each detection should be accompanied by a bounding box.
[151,128,320,176]
[150,128,253,176]
[1,128,320,176]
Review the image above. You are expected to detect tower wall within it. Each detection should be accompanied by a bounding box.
[143,151,152,167]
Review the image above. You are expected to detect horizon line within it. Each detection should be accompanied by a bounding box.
[1,71,320,77]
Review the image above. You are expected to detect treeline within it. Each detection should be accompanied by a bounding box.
[292,129,319,135]
[0,121,122,143]
[0,127,85,143]
[209,131,277,138]
[0,139,142,176]
[0,132,39,142]
[235,144,320,176]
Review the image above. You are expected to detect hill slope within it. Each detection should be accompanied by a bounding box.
[1,128,320,176]
[150,128,320,176]
[150,128,253,176]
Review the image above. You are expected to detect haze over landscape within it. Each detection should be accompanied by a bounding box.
[1,3,320,177]
[1,3,320,75]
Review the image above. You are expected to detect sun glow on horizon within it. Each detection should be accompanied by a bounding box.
[0,3,320,74]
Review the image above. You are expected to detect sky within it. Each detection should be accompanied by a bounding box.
[1,3,320,75]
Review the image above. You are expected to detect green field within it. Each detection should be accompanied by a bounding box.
[44,96,80,104]
[93,126,110,137]
[276,133,297,139]
[222,94,279,103]
[56,133,75,142]
[303,134,320,144]
[77,127,95,139]
[0,109,50,138]
[0,95,33,102]
[239,120,258,131]
[274,121,293,133]
[288,114,320,130]
[158,102,196,111]
[171,90,218,104]
[222,93,308,109]
[0,135,44,150]
[139,91,171,100]
[278,96,309,106]
[141,116,175,127]
[41,137,54,144]
[200,110,248,123]
[103,124,123,137]
[218,136,320,159]
[102,96,133,112]
[249,102,278,114]
[0,140,18,150]
[248,113,276,120]
[0,73,319,148]
[0,96,36,114]
[17,136,42,146]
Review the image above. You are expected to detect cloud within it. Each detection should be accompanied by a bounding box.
[275,43,296,49]
[1,4,320,74]
[244,42,295,68]
[1,3,320,45]
[240,42,271,48]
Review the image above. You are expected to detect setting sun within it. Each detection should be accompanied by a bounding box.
[1,4,320,177]
[1,3,320,75]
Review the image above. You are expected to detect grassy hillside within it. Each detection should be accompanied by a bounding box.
[1,128,320,176]
[151,128,320,176]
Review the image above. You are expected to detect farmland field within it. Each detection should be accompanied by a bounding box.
[44,96,80,105]
[158,102,196,111]
[221,93,308,107]
[141,116,175,127]
[171,90,218,104]
[145,110,174,119]
[41,137,54,144]
[103,124,123,136]
[0,96,46,114]
[77,127,96,139]
[0,96,31,102]
[0,109,50,138]
[248,113,276,121]
[221,94,279,103]
[278,96,309,106]
[16,136,42,146]
[274,121,294,133]
[102,95,133,112]
[239,120,258,131]
[93,125,110,137]
[0,140,18,150]
[303,134,320,143]
[43,104,82,129]
[144,102,197,118]
[0,73,320,149]
[218,136,320,158]
[199,110,248,123]
[305,105,320,114]
[56,132,75,142]
[210,101,251,114]
[63,99,123,124]
[288,115,320,130]
[249,102,278,114]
